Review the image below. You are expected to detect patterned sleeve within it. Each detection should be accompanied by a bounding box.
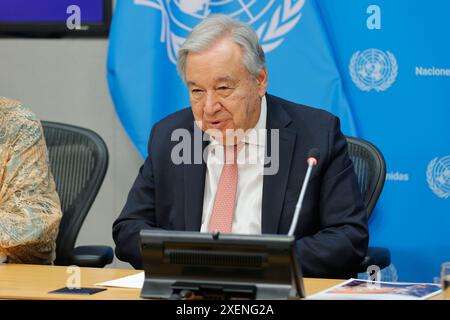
[0,100,62,264]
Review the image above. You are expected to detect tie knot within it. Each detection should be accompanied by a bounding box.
[224,143,243,164]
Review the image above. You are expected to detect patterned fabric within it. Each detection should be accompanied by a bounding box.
[208,144,241,234]
[0,97,62,264]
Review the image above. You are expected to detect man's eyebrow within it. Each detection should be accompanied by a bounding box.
[215,76,234,83]
[186,77,235,87]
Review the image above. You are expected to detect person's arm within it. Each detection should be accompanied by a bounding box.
[113,124,162,269]
[0,115,62,264]
[296,117,369,278]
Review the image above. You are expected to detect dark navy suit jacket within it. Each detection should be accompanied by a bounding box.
[113,94,368,278]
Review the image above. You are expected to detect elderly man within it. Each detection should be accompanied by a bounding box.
[113,15,368,278]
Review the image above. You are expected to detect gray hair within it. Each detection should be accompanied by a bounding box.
[177,14,265,83]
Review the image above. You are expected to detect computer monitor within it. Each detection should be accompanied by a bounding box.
[0,0,112,38]
[139,229,305,300]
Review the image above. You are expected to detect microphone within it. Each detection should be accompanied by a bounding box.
[288,148,320,236]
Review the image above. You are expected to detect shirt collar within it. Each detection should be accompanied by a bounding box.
[243,95,266,147]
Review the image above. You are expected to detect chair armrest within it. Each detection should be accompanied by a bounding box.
[70,245,113,268]
[359,246,391,272]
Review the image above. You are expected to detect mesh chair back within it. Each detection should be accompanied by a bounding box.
[346,136,386,216]
[41,121,109,265]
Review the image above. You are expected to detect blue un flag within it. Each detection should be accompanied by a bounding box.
[107,0,356,157]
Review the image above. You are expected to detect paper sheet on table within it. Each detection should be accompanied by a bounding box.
[96,272,145,289]
[307,278,442,300]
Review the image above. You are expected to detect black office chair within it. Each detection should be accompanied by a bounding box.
[346,136,391,272]
[42,121,113,268]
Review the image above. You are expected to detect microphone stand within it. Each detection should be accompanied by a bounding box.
[288,158,317,237]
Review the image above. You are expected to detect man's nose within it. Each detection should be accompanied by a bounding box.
[204,91,221,115]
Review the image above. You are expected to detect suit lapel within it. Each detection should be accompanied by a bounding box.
[262,95,297,234]
[183,123,209,231]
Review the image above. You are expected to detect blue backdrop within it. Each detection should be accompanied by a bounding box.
[107,0,450,282]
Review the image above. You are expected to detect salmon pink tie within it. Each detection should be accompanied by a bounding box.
[208,143,241,233]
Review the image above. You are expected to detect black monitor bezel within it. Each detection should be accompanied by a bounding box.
[139,229,305,300]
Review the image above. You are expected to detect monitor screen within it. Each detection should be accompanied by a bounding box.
[139,230,305,300]
[0,0,112,37]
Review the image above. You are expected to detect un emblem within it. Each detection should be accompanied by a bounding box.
[427,156,450,199]
[134,0,305,63]
[349,48,398,92]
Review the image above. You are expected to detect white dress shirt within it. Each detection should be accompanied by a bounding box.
[200,96,267,234]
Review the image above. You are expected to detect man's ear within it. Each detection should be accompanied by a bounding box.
[256,66,268,97]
